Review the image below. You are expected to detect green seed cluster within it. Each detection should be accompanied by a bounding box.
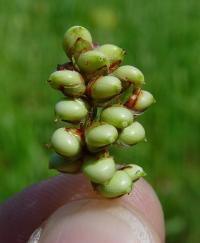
[47,26,155,198]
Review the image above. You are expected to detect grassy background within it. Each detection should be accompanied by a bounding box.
[0,0,200,242]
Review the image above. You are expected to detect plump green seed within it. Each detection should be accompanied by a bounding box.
[72,37,93,59]
[98,170,132,198]
[48,70,85,96]
[123,164,146,181]
[51,128,82,157]
[49,153,81,173]
[97,44,125,67]
[112,65,145,86]
[77,50,109,73]
[85,124,118,151]
[134,90,155,111]
[63,26,92,56]
[101,106,133,129]
[63,83,86,97]
[55,98,88,122]
[82,155,116,183]
[119,121,145,145]
[90,76,122,100]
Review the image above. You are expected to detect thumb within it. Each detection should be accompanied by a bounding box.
[34,199,162,243]
[28,179,164,243]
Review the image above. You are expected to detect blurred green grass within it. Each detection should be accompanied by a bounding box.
[0,0,200,242]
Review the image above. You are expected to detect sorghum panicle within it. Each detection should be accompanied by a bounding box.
[47,25,155,198]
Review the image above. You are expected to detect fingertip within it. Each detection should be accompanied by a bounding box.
[36,199,163,243]
[1,174,165,243]
[123,178,165,241]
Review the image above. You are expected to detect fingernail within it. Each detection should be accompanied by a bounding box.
[28,199,162,243]
[27,227,42,243]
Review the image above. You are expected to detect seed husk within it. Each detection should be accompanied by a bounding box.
[85,123,118,151]
[82,155,116,183]
[63,26,92,57]
[51,128,82,158]
[55,98,88,122]
[119,121,145,145]
[101,105,133,129]
[49,153,82,173]
[122,164,146,181]
[112,65,145,87]
[89,76,122,101]
[98,170,133,198]
[77,50,109,74]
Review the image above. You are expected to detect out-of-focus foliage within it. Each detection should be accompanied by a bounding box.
[0,0,200,242]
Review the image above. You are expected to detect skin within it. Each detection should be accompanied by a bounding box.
[0,174,165,243]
